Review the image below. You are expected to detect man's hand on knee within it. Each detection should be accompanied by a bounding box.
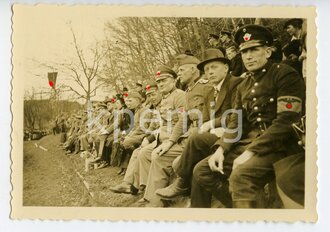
[208,146,225,174]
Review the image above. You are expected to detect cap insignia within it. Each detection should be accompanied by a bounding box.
[243,33,252,41]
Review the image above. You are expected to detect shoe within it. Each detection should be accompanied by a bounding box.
[95,161,109,169]
[117,168,124,175]
[155,177,189,199]
[131,198,149,207]
[120,169,126,176]
[130,185,139,195]
[139,185,146,192]
[109,182,133,194]
[117,168,127,176]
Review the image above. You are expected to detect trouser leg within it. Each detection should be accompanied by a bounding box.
[229,152,286,207]
[134,141,157,188]
[176,132,218,182]
[80,135,92,151]
[144,142,184,203]
[98,134,108,156]
[274,153,305,208]
[123,148,140,184]
[191,156,232,208]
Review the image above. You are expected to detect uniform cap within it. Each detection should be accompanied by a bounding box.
[234,24,273,51]
[136,80,143,86]
[197,48,230,71]
[208,33,219,40]
[144,79,158,95]
[126,91,143,101]
[220,30,232,37]
[175,54,200,66]
[97,102,107,109]
[104,97,113,104]
[283,18,303,29]
[155,65,177,81]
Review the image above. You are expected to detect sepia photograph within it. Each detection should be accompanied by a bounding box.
[10,5,317,221]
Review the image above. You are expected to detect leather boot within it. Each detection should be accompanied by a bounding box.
[155,177,189,199]
[232,200,257,208]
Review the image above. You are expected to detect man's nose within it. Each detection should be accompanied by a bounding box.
[244,50,253,59]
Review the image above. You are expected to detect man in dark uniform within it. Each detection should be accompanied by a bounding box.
[219,30,235,49]
[156,49,242,207]
[226,45,245,76]
[192,24,305,208]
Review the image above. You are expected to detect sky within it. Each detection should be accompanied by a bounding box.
[13,5,117,102]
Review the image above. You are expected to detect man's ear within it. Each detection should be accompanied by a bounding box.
[224,63,230,73]
[265,46,273,58]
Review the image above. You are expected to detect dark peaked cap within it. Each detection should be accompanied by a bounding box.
[234,24,273,51]
[208,33,219,40]
[197,48,230,71]
[283,18,303,29]
[220,30,232,36]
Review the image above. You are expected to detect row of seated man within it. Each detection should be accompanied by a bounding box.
[60,24,305,209]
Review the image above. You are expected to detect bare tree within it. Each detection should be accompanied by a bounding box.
[60,28,108,104]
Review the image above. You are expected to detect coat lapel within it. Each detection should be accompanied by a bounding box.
[214,75,230,112]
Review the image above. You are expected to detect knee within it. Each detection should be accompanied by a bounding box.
[138,148,150,162]
[172,155,181,172]
[122,138,132,150]
[189,131,203,143]
[229,166,249,192]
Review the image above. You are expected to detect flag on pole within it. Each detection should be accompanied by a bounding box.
[47,72,58,88]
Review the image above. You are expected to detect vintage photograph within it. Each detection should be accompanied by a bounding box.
[11,5,317,221]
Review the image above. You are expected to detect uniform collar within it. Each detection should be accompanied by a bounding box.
[162,86,176,99]
[186,76,201,92]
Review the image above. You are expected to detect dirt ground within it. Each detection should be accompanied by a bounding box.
[23,134,277,208]
[23,134,142,207]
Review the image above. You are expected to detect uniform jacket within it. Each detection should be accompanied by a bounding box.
[158,88,186,143]
[216,61,305,156]
[179,78,214,139]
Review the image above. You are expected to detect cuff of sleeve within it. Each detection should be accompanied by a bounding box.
[147,135,155,143]
[213,139,233,154]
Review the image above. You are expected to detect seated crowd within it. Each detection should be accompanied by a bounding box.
[58,20,307,209]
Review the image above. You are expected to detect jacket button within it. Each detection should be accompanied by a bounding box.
[254,106,259,111]
[254,82,259,86]
[257,117,262,122]
[253,98,257,101]
[270,98,274,102]
[251,89,255,93]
